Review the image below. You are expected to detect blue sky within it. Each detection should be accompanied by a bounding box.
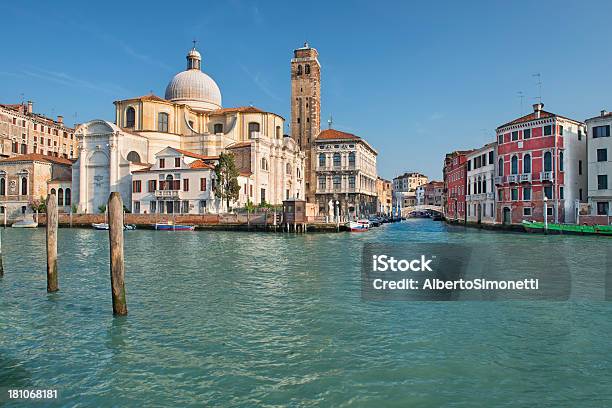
[1,0,612,179]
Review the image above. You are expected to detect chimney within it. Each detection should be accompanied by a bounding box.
[601,110,608,117]
[27,100,33,114]
[533,102,544,119]
[57,115,64,125]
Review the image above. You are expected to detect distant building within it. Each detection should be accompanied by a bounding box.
[314,129,378,219]
[392,172,428,215]
[495,103,586,225]
[466,143,496,224]
[585,110,612,219]
[0,101,78,159]
[443,151,471,221]
[376,177,392,215]
[0,153,73,220]
[423,180,444,206]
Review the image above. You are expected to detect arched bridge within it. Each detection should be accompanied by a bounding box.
[401,205,444,217]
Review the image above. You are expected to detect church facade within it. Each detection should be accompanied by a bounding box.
[73,46,305,213]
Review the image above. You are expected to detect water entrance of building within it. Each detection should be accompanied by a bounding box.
[503,207,511,225]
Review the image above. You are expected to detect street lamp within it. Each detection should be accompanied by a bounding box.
[543,196,548,231]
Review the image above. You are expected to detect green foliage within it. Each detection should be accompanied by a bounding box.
[123,205,131,214]
[98,204,107,214]
[213,152,241,212]
[30,196,46,213]
[71,203,78,214]
[244,199,256,213]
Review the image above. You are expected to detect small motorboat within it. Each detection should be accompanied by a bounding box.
[12,219,38,228]
[154,222,195,231]
[93,223,137,231]
[346,220,369,232]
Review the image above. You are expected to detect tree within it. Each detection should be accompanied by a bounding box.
[98,204,107,214]
[29,196,46,213]
[213,152,240,212]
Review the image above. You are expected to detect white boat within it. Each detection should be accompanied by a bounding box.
[12,219,38,228]
[93,223,137,231]
[346,220,369,232]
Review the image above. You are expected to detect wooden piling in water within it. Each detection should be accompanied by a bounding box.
[46,193,59,292]
[0,228,4,277]
[108,192,127,316]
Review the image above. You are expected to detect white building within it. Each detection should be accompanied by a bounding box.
[586,110,612,216]
[466,143,496,224]
[73,46,304,213]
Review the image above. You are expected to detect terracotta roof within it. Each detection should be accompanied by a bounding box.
[189,160,215,169]
[209,106,264,115]
[497,109,583,130]
[49,176,72,182]
[174,148,218,161]
[316,129,361,141]
[116,94,168,104]
[0,153,74,166]
[226,141,252,149]
[239,171,253,177]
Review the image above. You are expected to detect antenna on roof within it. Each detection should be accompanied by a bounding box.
[192,39,197,49]
[328,115,333,129]
[19,93,24,105]
[532,73,542,104]
[517,91,524,115]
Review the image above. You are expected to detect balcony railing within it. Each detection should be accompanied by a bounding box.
[154,190,180,198]
[519,173,532,183]
[317,164,356,171]
[507,174,519,183]
[540,171,554,182]
[494,176,503,185]
[486,192,495,199]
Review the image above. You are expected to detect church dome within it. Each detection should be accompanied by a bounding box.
[164,47,222,112]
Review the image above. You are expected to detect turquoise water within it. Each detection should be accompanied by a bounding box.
[1,220,612,407]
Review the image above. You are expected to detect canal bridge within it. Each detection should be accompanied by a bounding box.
[401,205,444,217]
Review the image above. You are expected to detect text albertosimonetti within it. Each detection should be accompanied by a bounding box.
[370,255,539,291]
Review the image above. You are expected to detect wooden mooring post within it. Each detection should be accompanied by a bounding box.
[108,192,127,316]
[0,228,4,277]
[46,193,59,292]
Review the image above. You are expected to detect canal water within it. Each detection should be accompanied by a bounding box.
[1,220,611,407]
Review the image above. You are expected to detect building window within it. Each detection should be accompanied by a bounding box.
[21,177,27,195]
[260,188,266,203]
[333,175,341,190]
[248,122,260,138]
[126,107,135,127]
[578,129,583,140]
[183,179,189,192]
[559,186,564,199]
[133,201,140,214]
[214,123,223,134]
[349,175,355,189]
[523,128,531,139]
[523,187,531,201]
[286,163,292,175]
[598,175,608,190]
[544,125,552,136]
[488,151,494,164]
[58,188,64,206]
[511,131,518,141]
[148,180,157,192]
[199,200,207,214]
[158,113,169,132]
[498,134,503,144]
[132,180,142,193]
[305,64,310,74]
[297,65,302,75]
[181,201,188,213]
[597,148,608,162]
[319,153,326,168]
[523,207,532,216]
[593,125,610,138]
[318,176,326,190]
[498,158,503,176]
[333,153,341,167]
[175,157,181,167]
[579,160,583,175]
[559,151,564,171]
[544,185,553,199]
[261,157,269,171]
[597,202,609,215]
[150,201,157,213]
[159,158,165,168]
[0,177,4,196]
[348,152,355,167]
[523,154,531,173]
[543,152,552,172]
[511,188,518,201]
[511,155,518,174]
[275,126,281,139]
[559,125,564,135]
[20,144,27,154]
[200,178,207,191]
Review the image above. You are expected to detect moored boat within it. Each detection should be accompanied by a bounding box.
[346,220,369,232]
[93,223,137,231]
[522,220,610,235]
[11,219,38,228]
[154,222,195,231]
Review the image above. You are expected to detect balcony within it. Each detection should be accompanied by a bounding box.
[154,190,180,199]
[486,192,495,200]
[519,173,532,183]
[317,164,356,171]
[507,174,519,183]
[540,171,554,182]
[494,176,503,185]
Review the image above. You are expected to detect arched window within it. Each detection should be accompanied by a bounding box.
[248,122,260,138]
[348,152,355,167]
[297,65,302,75]
[125,107,135,128]
[126,151,141,163]
[498,158,504,176]
[482,177,487,193]
[20,177,27,195]
[544,151,552,172]
[511,155,518,174]
[50,188,56,196]
[477,177,482,194]
[65,188,71,206]
[523,154,531,174]
[559,151,564,171]
[214,123,223,134]
[0,177,5,196]
[158,112,169,132]
[261,157,268,171]
[333,153,341,167]
[286,163,291,175]
[58,188,64,206]
[297,167,301,178]
[276,126,281,139]
[333,175,341,190]
[305,64,310,74]
[319,153,326,168]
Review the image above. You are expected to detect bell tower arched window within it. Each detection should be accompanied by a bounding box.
[305,64,310,74]
[125,107,135,128]
[297,65,302,75]
[248,122,260,138]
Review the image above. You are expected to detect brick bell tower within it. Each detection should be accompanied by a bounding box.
[291,42,321,203]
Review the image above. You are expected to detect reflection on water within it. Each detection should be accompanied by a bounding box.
[0,221,611,407]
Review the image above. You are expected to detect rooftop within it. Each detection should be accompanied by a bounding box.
[0,153,74,166]
[316,129,361,141]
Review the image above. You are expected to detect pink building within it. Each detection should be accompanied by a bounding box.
[443,150,471,221]
[495,103,587,225]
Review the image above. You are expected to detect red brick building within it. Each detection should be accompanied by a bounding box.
[443,150,472,221]
[495,103,587,224]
